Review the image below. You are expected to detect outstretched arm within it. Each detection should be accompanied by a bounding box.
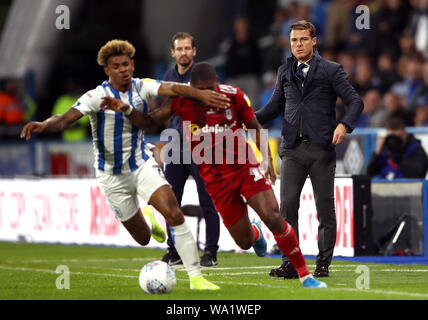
[20,108,83,141]
[100,96,173,131]
[159,82,230,109]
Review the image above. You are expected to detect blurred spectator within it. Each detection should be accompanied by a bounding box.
[367,117,428,179]
[319,49,336,62]
[375,53,401,93]
[346,1,371,54]
[310,0,331,47]
[325,0,352,52]
[407,0,428,58]
[51,78,89,141]
[352,55,381,95]
[369,0,410,61]
[413,60,428,125]
[0,79,24,126]
[390,52,424,108]
[399,31,417,56]
[258,8,287,72]
[383,92,414,126]
[337,51,356,81]
[414,105,428,126]
[0,78,34,139]
[411,59,428,110]
[224,16,262,108]
[396,54,410,81]
[356,89,389,128]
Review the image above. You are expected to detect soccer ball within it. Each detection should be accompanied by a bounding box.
[139,261,176,294]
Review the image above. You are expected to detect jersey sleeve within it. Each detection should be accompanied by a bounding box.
[135,78,162,101]
[236,89,255,125]
[72,89,102,116]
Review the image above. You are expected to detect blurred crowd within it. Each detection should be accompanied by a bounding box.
[218,0,428,130]
[1,0,428,141]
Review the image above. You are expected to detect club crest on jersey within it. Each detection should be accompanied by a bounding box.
[133,98,145,110]
[225,109,233,121]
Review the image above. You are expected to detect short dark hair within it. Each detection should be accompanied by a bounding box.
[190,62,217,83]
[289,20,317,38]
[386,117,406,130]
[172,32,195,50]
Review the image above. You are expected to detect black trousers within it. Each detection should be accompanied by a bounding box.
[165,162,220,255]
[280,140,337,266]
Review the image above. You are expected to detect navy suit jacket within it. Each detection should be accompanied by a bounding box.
[256,50,364,151]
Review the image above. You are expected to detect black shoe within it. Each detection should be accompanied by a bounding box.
[313,264,329,277]
[269,261,298,279]
[161,250,183,267]
[200,251,218,267]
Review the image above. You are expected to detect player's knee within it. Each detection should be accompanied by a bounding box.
[266,214,286,234]
[260,206,281,230]
[163,202,185,226]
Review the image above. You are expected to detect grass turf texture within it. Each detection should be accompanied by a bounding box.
[1,241,428,300]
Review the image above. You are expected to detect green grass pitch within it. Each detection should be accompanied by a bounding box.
[1,241,427,300]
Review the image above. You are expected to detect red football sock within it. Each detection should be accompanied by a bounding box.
[252,224,260,241]
[273,222,310,278]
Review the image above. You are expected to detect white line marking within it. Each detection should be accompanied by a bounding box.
[1,265,428,299]
[8,257,159,263]
[0,265,137,279]
[9,261,428,275]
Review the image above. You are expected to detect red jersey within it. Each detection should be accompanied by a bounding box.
[171,85,259,181]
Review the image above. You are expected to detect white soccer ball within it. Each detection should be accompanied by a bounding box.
[139,261,176,294]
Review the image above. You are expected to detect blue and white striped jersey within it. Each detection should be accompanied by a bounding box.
[73,78,162,174]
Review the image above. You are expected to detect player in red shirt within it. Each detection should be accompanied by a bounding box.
[101,62,327,288]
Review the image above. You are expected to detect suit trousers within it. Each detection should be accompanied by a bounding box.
[280,139,337,266]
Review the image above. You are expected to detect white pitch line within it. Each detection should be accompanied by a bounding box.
[8,257,378,269]
[37,264,428,275]
[207,272,265,276]
[0,265,137,279]
[1,265,428,299]
[11,261,428,275]
[6,257,159,264]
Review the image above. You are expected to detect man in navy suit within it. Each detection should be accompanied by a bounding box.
[256,20,363,278]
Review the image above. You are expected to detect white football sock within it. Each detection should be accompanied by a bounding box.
[172,222,202,279]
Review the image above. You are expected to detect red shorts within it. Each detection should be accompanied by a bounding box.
[204,166,272,229]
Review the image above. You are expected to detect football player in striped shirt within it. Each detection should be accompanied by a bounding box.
[20,40,230,290]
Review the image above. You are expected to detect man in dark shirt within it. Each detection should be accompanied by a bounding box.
[158,33,220,267]
[256,20,363,278]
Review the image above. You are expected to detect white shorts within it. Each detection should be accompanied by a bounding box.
[96,157,170,222]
